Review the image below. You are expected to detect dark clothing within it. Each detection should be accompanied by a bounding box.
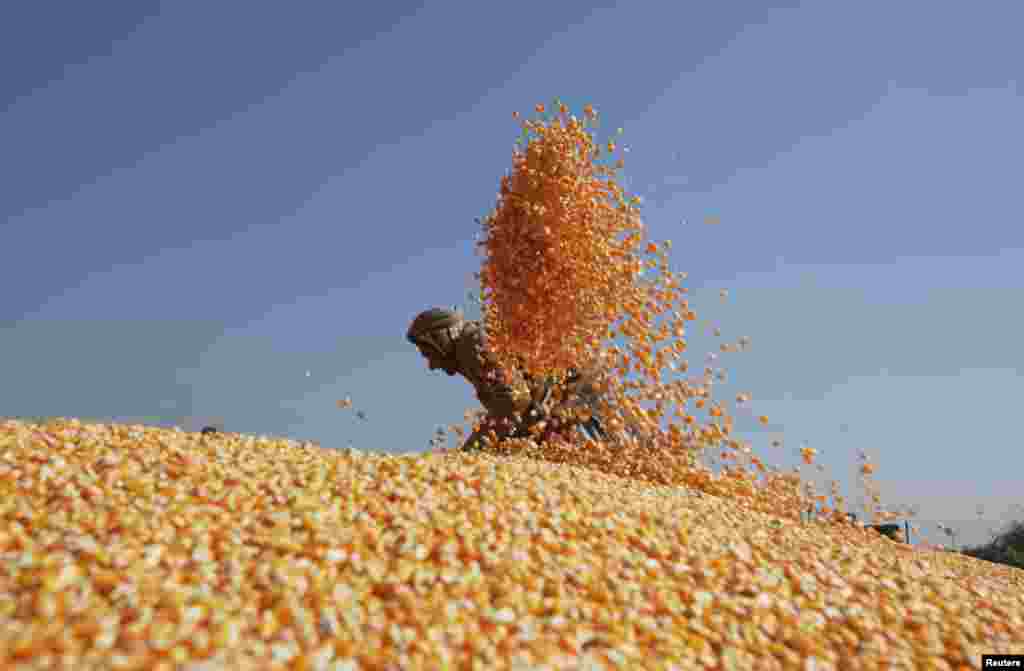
[451,321,539,421]
[451,321,608,451]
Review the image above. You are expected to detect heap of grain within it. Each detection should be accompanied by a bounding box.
[1,418,1022,670]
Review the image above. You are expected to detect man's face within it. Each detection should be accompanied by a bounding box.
[417,342,457,376]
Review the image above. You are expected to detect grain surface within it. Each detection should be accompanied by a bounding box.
[1,419,1022,670]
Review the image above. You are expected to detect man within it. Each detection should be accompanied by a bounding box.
[406,307,607,451]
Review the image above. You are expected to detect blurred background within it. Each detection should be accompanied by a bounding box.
[2,1,1021,550]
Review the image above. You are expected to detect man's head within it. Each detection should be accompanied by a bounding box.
[407,307,464,376]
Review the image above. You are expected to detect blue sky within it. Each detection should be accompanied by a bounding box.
[3,1,1021,549]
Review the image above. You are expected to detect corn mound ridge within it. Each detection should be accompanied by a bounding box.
[1,419,1022,670]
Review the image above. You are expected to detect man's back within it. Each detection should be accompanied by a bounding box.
[453,320,607,420]
[451,321,534,420]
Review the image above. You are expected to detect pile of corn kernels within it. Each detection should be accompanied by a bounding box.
[2,418,1022,670]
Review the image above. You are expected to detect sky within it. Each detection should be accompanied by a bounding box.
[2,1,1021,550]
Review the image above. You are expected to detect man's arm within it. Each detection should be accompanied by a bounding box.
[453,323,532,420]
[561,362,607,404]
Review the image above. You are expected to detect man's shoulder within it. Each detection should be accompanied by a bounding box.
[455,320,485,346]
[448,319,481,361]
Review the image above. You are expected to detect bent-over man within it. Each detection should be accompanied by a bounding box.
[406,307,606,451]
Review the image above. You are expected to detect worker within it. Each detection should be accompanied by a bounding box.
[406,307,606,451]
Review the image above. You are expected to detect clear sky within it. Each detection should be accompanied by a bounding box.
[3,1,1021,550]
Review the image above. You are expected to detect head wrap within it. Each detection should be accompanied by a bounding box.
[407,307,465,358]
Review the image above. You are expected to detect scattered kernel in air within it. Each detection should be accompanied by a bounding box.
[467,99,879,530]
